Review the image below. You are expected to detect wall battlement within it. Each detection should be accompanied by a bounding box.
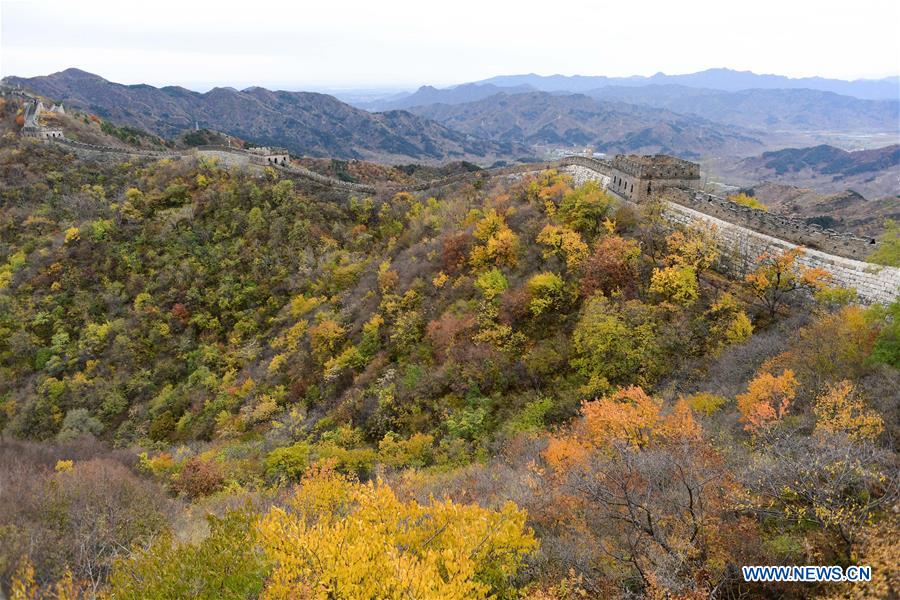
[556,158,879,261]
[664,188,877,260]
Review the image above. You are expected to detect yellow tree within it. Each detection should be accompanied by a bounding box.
[649,265,700,307]
[257,466,537,599]
[536,224,589,270]
[665,226,719,272]
[470,210,520,270]
[813,380,884,441]
[745,248,830,317]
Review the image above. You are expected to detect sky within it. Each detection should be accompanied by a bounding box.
[1,0,899,92]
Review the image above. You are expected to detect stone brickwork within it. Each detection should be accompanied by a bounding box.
[664,188,877,259]
[661,201,900,305]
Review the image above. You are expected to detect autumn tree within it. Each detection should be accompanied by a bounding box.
[571,295,662,395]
[524,169,572,214]
[649,265,699,306]
[821,517,900,599]
[813,380,884,441]
[256,466,537,599]
[704,292,753,352]
[760,305,880,396]
[557,182,613,237]
[544,387,700,468]
[469,209,520,270]
[536,224,588,269]
[664,226,719,273]
[578,235,641,298]
[526,272,567,316]
[736,369,798,433]
[543,388,738,596]
[745,248,831,317]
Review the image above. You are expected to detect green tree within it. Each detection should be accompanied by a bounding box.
[103,510,268,600]
[571,294,662,394]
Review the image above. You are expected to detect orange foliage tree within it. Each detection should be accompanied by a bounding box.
[736,369,798,433]
[542,387,744,596]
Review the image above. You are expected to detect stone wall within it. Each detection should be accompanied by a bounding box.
[664,188,877,259]
[558,163,898,305]
[661,201,900,306]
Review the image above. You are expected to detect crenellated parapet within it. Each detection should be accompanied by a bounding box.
[663,188,878,259]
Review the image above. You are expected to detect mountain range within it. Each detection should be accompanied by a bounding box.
[472,68,900,100]
[586,86,899,133]
[5,67,899,170]
[364,82,898,136]
[2,69,528,164]
[406,91,766,158]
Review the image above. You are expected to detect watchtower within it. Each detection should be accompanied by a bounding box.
[607,154,700,202]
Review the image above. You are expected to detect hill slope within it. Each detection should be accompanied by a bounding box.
[3,69,527,164]
[712,144,900,198]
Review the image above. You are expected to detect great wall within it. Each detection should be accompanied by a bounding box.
[13,113,900,306]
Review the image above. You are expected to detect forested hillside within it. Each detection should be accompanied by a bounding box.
[1,99,898,598]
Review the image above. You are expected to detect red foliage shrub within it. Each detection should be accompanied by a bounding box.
[441,232,473,274]
[579,235,641,298]
[426,312,477,361]
[172,457,224,499]
[169,302,190,325]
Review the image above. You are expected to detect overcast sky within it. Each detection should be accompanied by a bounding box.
[2,0,898,92]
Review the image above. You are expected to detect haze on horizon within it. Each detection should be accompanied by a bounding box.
[1,0,899,92]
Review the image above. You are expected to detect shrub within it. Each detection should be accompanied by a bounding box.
[103,509,267,600]
[686,392,728,416]
[265,442,312,482]
[172,457,224,498]
[56,408,104,441]
[475,268,508,301]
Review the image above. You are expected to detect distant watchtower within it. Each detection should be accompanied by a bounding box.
[247,146,290,166]
[20,100,65,140]
[607,154,700,202]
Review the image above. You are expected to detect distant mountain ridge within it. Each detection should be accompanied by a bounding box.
[359,83,536,111]
[587,85,899,133]
[475,68,900,100]
[2,68,528,164]
[745,144,900,177]
[407,91,765,158]
[356,76,898,136]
